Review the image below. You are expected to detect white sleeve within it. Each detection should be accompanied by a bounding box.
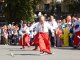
[55,22,58,28]
[47,23,54,33]
[19,30,23,35]
[54,21,58,29]
[25,27,30,34]
[20,23,23,30]
[30,22,38,31]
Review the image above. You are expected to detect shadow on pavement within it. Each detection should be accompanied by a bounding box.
[7,53,41,56]
[2,47,39,51]
[54,47,80,50]
[14,54,40,56]
[9,49,38,51]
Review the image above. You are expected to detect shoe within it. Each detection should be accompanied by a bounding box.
[20,48,25,49]
[33,48,38,50]
[48,52,54,55]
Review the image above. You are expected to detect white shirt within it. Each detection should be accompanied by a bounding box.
[49,20,58,30]
[19,26,30,35]
[30,22,54,33]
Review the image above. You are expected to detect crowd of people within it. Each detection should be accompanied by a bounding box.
[0,15,80,50]
[0,23,19,45]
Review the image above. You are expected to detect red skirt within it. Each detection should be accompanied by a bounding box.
[32,32,51,53]
[74,31,80,46]
[32,32,50,45]
[19,34,30,46]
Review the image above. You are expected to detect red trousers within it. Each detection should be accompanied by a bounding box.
[74,31,80,46]
[19,34,30,48]
[33,32,51,53]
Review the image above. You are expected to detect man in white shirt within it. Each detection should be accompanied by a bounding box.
[49,15,58,47]
[49,15,58,30]
[30,16,54,54]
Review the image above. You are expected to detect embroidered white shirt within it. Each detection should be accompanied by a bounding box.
[19,26,30,35]
[30,22,54,33]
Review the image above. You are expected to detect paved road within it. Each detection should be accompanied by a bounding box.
[0,45,80,60]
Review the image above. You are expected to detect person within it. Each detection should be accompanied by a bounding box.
[8,24,13,45]
[12,24,19,45]
[0,26,1,44]
[2,25,8,45]
[56,26,63,47]
[73,23,80,48]
[68,22,73,47]
[62,16,72,47]
[66,15,71,23]
[63,24,69,47]
[49,15,58,47]
[30,23,35,45]
[19,22,30,49]
[30,16,54,55]
[49,15,58,30]
[60,19,66,28]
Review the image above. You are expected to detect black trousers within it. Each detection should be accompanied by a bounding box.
[49,30,56,47]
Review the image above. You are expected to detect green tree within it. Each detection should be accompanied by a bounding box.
[4,0,40,23]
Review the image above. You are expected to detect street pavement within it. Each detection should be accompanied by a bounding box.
[0,45,80,60]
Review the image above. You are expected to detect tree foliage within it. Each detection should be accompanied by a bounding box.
[4,0,40,22]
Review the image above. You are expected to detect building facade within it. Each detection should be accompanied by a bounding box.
[0,0,6,25]
[36,0,73,13]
